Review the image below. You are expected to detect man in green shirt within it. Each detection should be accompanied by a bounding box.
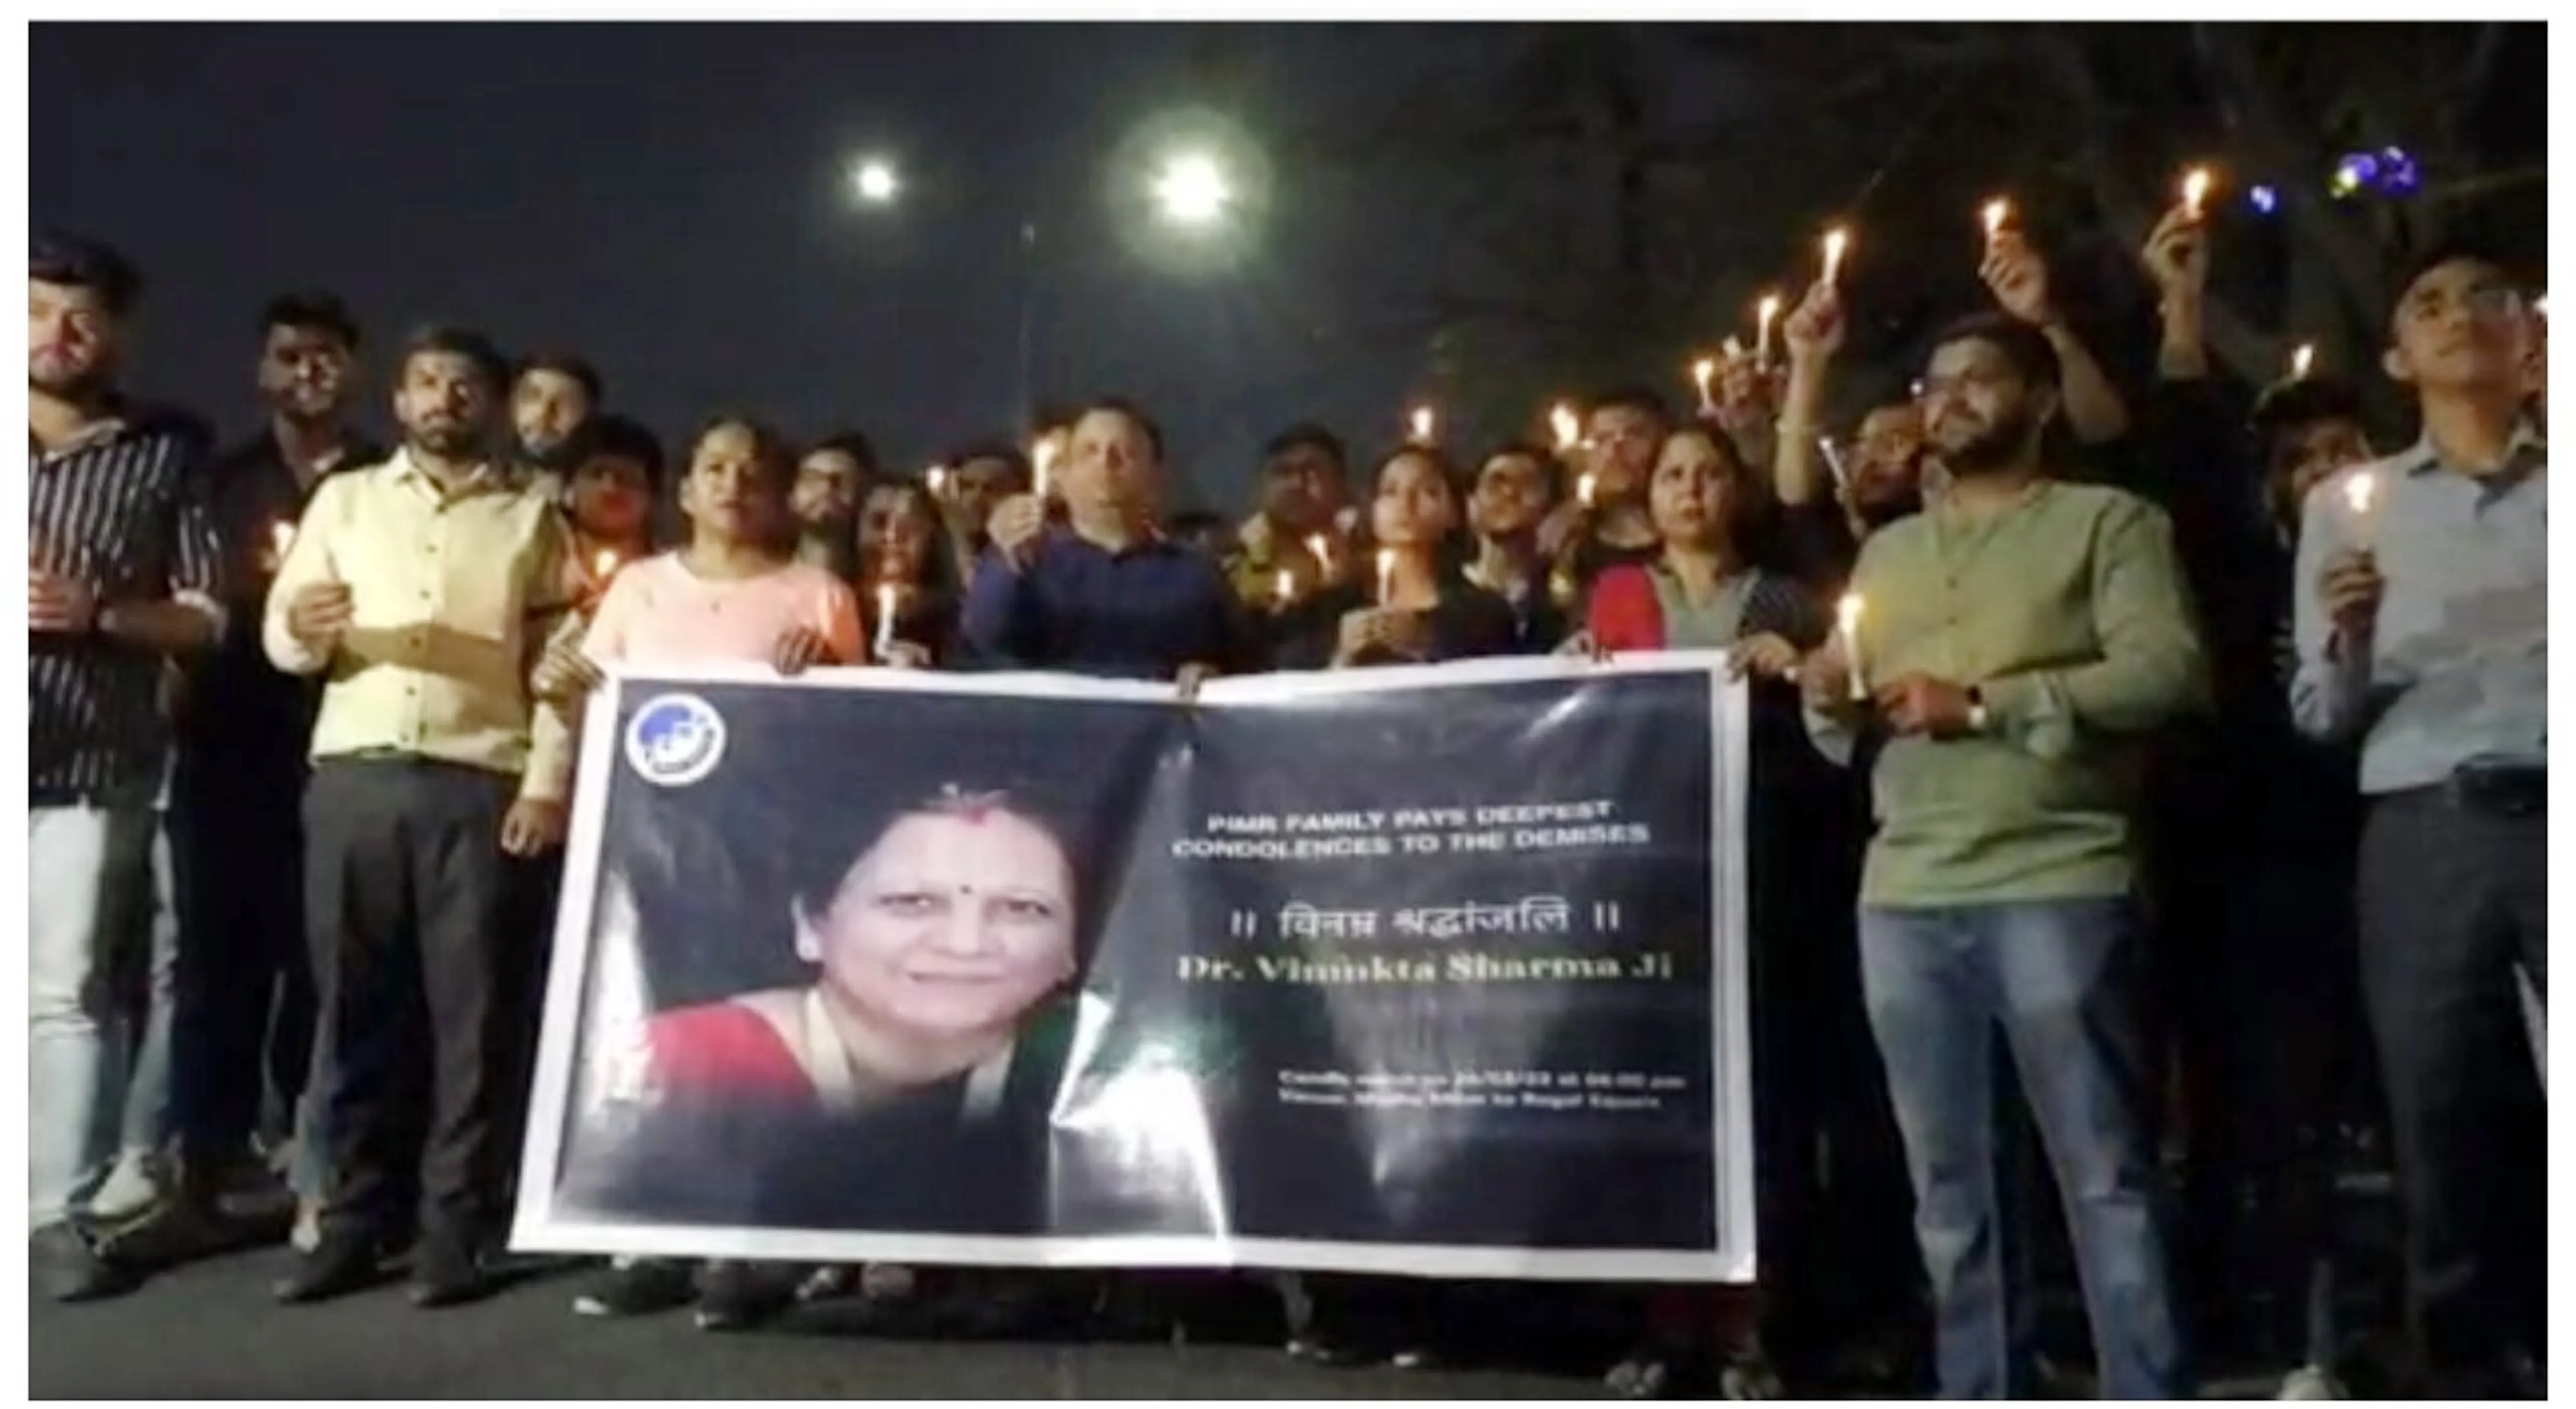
[1803,313,2207,1399]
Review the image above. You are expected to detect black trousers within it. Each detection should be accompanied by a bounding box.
[2355,785,2546,1375]
[304,758,528,1244]
[170,754,314,1160]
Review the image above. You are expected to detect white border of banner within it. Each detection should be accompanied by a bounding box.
[511,655,1755,1283]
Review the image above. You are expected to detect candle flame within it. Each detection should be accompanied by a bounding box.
[1306,533,1330,569]
[1577,471,1597,508]
[1409,405,1436,443]
[2180,167,2212,217]
[926,464,948,496]
[1982,197,2010,239]
[1691,357,1716,391]
[1031,438,1058,495]
[269,522,297,558]
[1836,592,1864,635]
[2342,472,2376,518]
[593,550,618,581]
[2290,343,2315,380]
[1549,402,1581,451]
[1757,293,1783,327]
[1821,226,1851,284]
[1275,567,1294,600]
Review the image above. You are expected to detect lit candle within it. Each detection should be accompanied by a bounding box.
[1274,567,1295,604]
[1755,293,1783,367]
[1720,335,1746,360]
[1836,592,1868,701]
[1032,438,1058,500]
[2180,167,2213,220]
[2342,471,2379,550]
[1981,197,2011,244]
[1409,404,1436,445]
[2290,342,2315,380]
[1691,357,1717,413]
[1577,471,1598,509]
[593,549,619,584]
[1306,533,1331,576]
[1821,226,1850,286]
[268,521,297,565]
[1375,547,1396,604]
[926,464,948,498]
[1549,402,1581,452]
[873,583,897,661]
[1817,437,1850,494]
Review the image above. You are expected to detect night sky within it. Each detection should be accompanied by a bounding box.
[33,23,1525,512]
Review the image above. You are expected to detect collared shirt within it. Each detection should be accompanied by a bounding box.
[2290,427,2547,794]
[30,408,225,805]
[1812,481,2208,907]
[261,448,578,799]
[961,526,1246,680]
[178,427,381,773]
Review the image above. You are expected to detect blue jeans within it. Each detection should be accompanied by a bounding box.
[1858,896,2185,1399]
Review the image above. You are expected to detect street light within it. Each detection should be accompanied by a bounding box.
[1150,153,1231,227]
[852,157,900,205]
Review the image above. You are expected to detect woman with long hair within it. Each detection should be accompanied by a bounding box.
[853,475,962,667]
[1270,444,1520,672]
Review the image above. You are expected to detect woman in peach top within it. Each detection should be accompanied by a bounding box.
[535,413,862,702]
[531,413,861,1328]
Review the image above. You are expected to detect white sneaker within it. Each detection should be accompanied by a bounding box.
[87,1151,162,1226]
[2278,1365,2346,1400]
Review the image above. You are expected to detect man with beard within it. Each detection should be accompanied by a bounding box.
[510,350,601,497]
[1771,281,1930,589]
[791,430,876,580]
[2290,246,2547,1397]
[167,293,382,1234]
[1462,442,1571,652]
[933,440,1033,592]
[1802,313,2206,1399]
[1226,422,1348,610]
[263,326,576,1309]
[28,233,226,1301]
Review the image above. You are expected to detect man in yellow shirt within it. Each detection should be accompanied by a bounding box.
[261,326,576,1309]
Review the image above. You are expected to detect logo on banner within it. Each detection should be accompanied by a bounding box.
[624,693,727,787]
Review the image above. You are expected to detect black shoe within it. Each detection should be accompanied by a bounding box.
[31,1224,143,1304]
[694,1259,793,1332]
[572,1257,697,1318]
[407,1232,490,1309]
[274,1225,382,1305]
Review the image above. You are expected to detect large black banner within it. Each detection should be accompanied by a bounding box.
[512,657,1753,1281]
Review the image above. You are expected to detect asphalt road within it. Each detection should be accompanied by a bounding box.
[29,1250,1591,1400]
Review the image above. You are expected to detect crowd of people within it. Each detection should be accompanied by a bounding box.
[25,177,2547,1401]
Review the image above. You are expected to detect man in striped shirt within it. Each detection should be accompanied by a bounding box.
[28,232,226,1302]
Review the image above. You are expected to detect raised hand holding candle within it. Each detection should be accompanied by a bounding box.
[1835,592,1868,701]
[1755,292,1783,368]
[873,583,897,661]
[1375,547,1396,605]
[2180,167,2212,220]
[1549,402,1581,452]
[1821,226,1851,286]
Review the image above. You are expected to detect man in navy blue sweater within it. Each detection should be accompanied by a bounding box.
[962,397,1246,685]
